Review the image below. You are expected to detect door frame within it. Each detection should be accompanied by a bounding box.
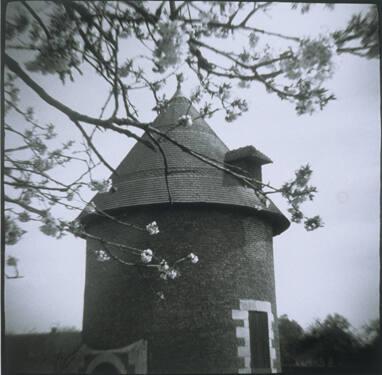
[232,299,278,374]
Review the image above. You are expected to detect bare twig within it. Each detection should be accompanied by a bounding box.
[21,1,51,40]
[5,195,48,216]
[5,54,155,149]
[71,119,117,174]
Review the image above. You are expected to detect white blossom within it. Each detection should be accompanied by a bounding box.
[156,291,165,300]
[141,249,153,263]
[146,221,160,235]
[178,114,193,127]
[84,201,97,213]
[95,249,111,262]
[159,260,169,272]
[155,21,187,69]
[159,267,178,280]
[167,269,178,280]
[90,179,112,193]
[187,253,199,264]
[105,179,112,191]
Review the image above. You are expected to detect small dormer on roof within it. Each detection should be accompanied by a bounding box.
[225,145,272,184]
[225,145,272,165]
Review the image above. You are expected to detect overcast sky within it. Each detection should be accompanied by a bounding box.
[4,2,380,334]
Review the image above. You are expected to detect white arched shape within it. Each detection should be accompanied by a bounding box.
[86,352,127,374]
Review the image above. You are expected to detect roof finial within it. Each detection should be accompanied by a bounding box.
[174,73,184,97]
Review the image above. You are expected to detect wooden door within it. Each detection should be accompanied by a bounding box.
[249,311,271,374]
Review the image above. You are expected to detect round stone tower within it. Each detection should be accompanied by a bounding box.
[80,91,289,374]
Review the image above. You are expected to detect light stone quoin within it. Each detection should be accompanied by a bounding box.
[233,299,278,374]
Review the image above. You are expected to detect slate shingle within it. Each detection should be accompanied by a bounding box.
[80,95,289,235]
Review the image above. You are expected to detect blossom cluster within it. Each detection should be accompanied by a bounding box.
[84,201,97,214]
[146,221,160,235]
[178,115,193,127]
[254,204,263,211]
[156,291,165,300]
[159,260,169,272]
[95,249,111,262]
[154,20,187,71]
[93,237,199,284]
[157,260,177,280]
[90,179,112,193]
[187,253,199,264]
[160,268,178,280]
[141,249,153,263]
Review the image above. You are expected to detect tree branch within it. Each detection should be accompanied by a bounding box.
[5,54,155,149]
[5,195,48,216]
[239,3,257,27]
[21,1,51,40]
[71,119,117,174]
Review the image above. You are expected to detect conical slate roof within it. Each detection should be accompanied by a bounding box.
[82,93,289,235]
